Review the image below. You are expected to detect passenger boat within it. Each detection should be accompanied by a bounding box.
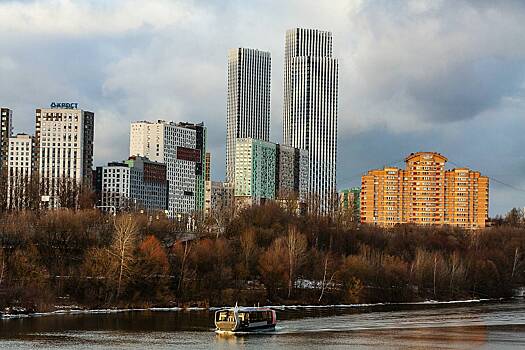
[214,305,277,334]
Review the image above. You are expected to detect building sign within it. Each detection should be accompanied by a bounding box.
[50,102,79,109]
[176,146,201,162]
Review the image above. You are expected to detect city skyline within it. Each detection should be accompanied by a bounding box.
[1,1,525,216]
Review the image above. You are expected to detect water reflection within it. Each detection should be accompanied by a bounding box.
[1,300,525,349]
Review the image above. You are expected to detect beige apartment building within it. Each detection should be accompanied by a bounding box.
[360,152,489,229]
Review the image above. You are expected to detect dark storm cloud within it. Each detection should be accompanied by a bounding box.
[409,58,525,122]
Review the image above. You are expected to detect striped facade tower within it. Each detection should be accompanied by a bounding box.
[226,48,271,184]
[283,28,339,213]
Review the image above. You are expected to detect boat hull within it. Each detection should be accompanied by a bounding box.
[216,324,276,335]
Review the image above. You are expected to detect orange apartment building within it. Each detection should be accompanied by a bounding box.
[360,152,489,229]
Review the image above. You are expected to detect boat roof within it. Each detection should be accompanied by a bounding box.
[215,307,273,312]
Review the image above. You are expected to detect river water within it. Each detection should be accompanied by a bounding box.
[2,300,525,349]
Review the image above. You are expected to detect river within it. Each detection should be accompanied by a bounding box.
[2,300,525,349]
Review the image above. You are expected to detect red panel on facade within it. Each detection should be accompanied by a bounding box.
[176,147,200,162]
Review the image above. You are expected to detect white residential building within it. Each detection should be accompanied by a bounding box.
[7,134,34,209]
[35,105,95,205]
[95,156,168,213]
[226,48,271,183]
[8,133,33,179]
[283,28,338,212]
[130,120,205,216]
[98,163,130,211]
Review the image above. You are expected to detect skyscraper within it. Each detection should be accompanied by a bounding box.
[130,120,206,216]
[35,105,95,205]
[0,107,13,172]
[226,48,271,183]
[283,28,338,212]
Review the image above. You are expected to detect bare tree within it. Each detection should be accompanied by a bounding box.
[175,240,193,292]
[447,251,467,295]
[57,177,80,209]
[240,228,257,273]
[318,252,337,302]
[0,247,5,286]
[505,208,524,227]
[512,247,520,279]
[0,168,8,212]
[278,189,300,216]
[285,225,307,298]
[109,215,138,299]
[210,196,235,239]
[306,192,321,218]
[78,179,95,209]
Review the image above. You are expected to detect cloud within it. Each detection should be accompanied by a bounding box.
[0,0,206,36]
[341,0,525,133]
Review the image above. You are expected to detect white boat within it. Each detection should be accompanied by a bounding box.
[214,305,277,334]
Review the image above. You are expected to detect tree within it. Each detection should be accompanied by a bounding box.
[80,247,115,303]
[6,244,51,310]
[258,238,288,300]
[0,247,5,287]
[0,168,8,212]
[240,227,257,276]
[285,225,307,298]
[137,235,169,274]
[78,180,95,210]
[110,215,138,299]
[318,252,337,302]
[57,177,80,209]
[131,235,170,302]
[449,251,466,294]
[505,208,524,227]
[172,240,193,293]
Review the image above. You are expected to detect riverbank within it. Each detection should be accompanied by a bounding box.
[2,208,525,316]
[0,298,500,320]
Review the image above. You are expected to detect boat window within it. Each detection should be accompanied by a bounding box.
[216,311,232,322]
[250,311,267,322]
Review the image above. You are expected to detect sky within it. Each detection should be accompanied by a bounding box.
[0,0,524,216]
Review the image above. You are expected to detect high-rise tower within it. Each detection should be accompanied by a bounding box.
[283,28,338,212]
[226,48,271,183]
[0,107,13,172]
[35,105,95,207]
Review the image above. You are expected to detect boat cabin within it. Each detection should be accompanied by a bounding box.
[215,306,276,333]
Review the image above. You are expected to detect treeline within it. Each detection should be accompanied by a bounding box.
[0,171,94,211]
[1,204,525,312]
